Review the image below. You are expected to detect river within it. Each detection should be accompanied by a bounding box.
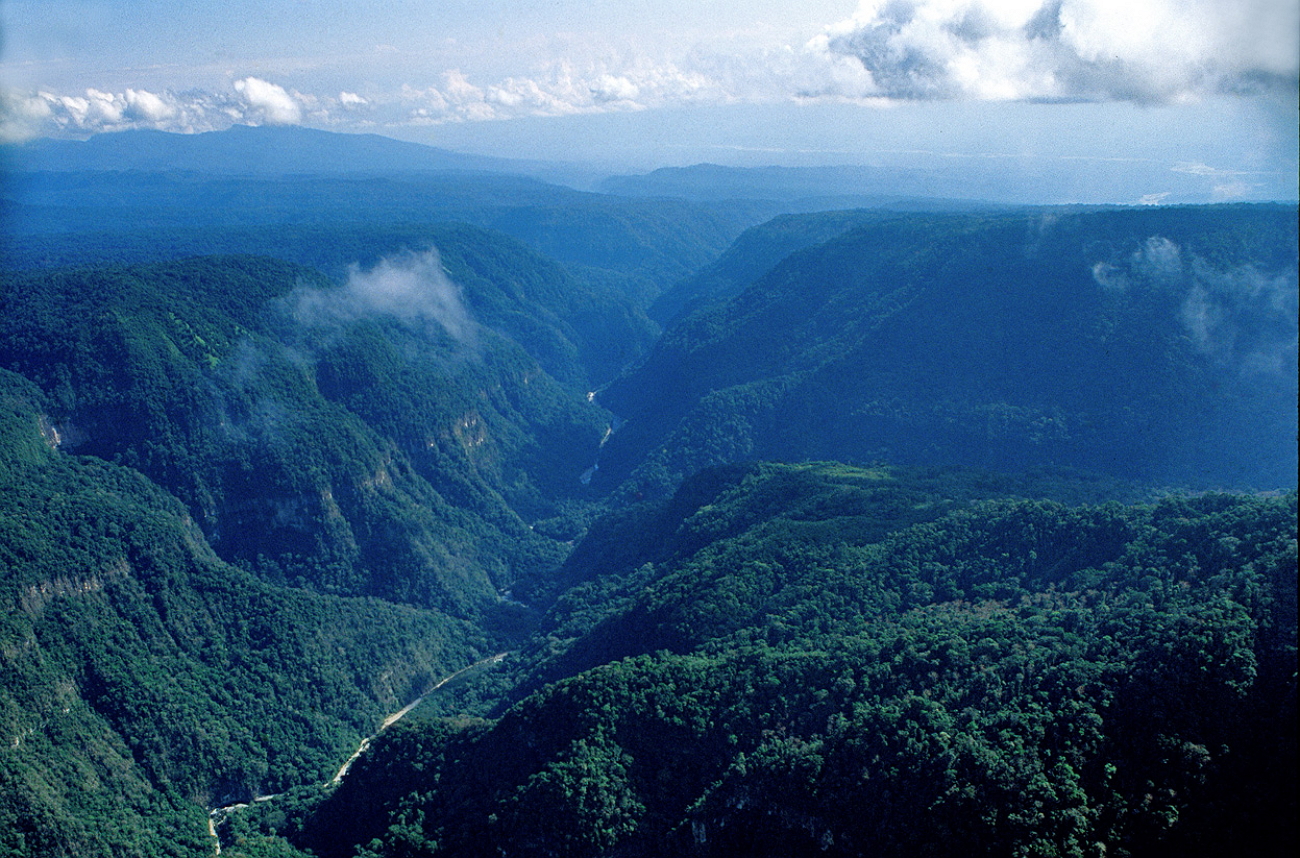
[208,652,510,855]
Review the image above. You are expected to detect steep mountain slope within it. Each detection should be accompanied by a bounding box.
[0,254,609,610]
[598,205,1299,495]
[0,369,490,857]
[295,463,1298,858]
[648,209,909,324]
[4,221,658,388]
[1,190,1295,858]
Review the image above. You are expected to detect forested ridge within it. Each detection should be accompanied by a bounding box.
[294,464,1297,858]
[0,252,617,610]
[0,369,491,857]
[598,205,1298,496]
[0,170,1295,858]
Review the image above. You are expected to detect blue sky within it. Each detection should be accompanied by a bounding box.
[2,1,1296,201]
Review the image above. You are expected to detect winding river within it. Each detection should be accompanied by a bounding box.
[208,652,510,855]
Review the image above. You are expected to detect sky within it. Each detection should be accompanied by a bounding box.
[1,1,1297,200]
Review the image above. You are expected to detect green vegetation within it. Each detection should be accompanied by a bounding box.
[648,209,906,324]
[5,221,661,388]
[294,463,1297,858]
[0,369,489,856]
[2,168,771,322]
[0,193,1295,857]
[0,254,610,610]
[600,205,1298,495]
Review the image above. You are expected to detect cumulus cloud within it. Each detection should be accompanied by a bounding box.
[233,77,302,125]
[814,0,1300,103]
[3,76,316,138]
[123,88,175,122]
[7,3,1297,141]
[292,249,476,345]
[1,86,186,138]
[0,51,735,139]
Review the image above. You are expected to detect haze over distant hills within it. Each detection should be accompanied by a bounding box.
[4,125,578,182]
[10,124,1294,207]
[597,160,1226,207]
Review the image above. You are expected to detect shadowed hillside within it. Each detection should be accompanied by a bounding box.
[598,205,1298,496]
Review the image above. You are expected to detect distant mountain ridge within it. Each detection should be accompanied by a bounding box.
[8,125,1298,207]
[596,160,1293,206]
[3,124,581,182]
[598,163,998,206]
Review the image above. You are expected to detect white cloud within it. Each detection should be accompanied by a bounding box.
[815,0,1300,103]
[1,86,185,138]
[233,77,302,125]
[381,61,724,126]
[3,78,317,137]
[591,74,641,103]
[6,2,1297,142]
[292,249,476,345]
[124,88,175,122]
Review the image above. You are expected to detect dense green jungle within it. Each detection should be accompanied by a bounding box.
[0,129,1296,857]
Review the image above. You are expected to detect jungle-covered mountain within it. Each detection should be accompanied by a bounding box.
[1,170,762,308]
[289,462,1297,858]
[0,128,1296,858]
[0,367,496,857]
[648,209,908,324]
[597,205,1298,496]
[0,251,614,611]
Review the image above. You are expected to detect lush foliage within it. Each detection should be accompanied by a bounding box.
[0,255,610,610]
[649,209,906,324]
[6,221,660,388]
[3,167,770,320]
[297,463,1297,858]
[600,205,1299,495]
[0,182,1295,858]
[0,369,491,856]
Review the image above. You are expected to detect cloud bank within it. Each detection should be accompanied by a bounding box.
[1,61,718,139]
[2,76,308,139]
[3,2,1296,140]
[813,0,1300,103]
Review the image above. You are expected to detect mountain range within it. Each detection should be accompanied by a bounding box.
[1,126,1295,858]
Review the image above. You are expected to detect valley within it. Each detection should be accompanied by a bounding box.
[0,127,1296,858]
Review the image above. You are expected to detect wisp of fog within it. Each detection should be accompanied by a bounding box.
[291,248,476,345]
